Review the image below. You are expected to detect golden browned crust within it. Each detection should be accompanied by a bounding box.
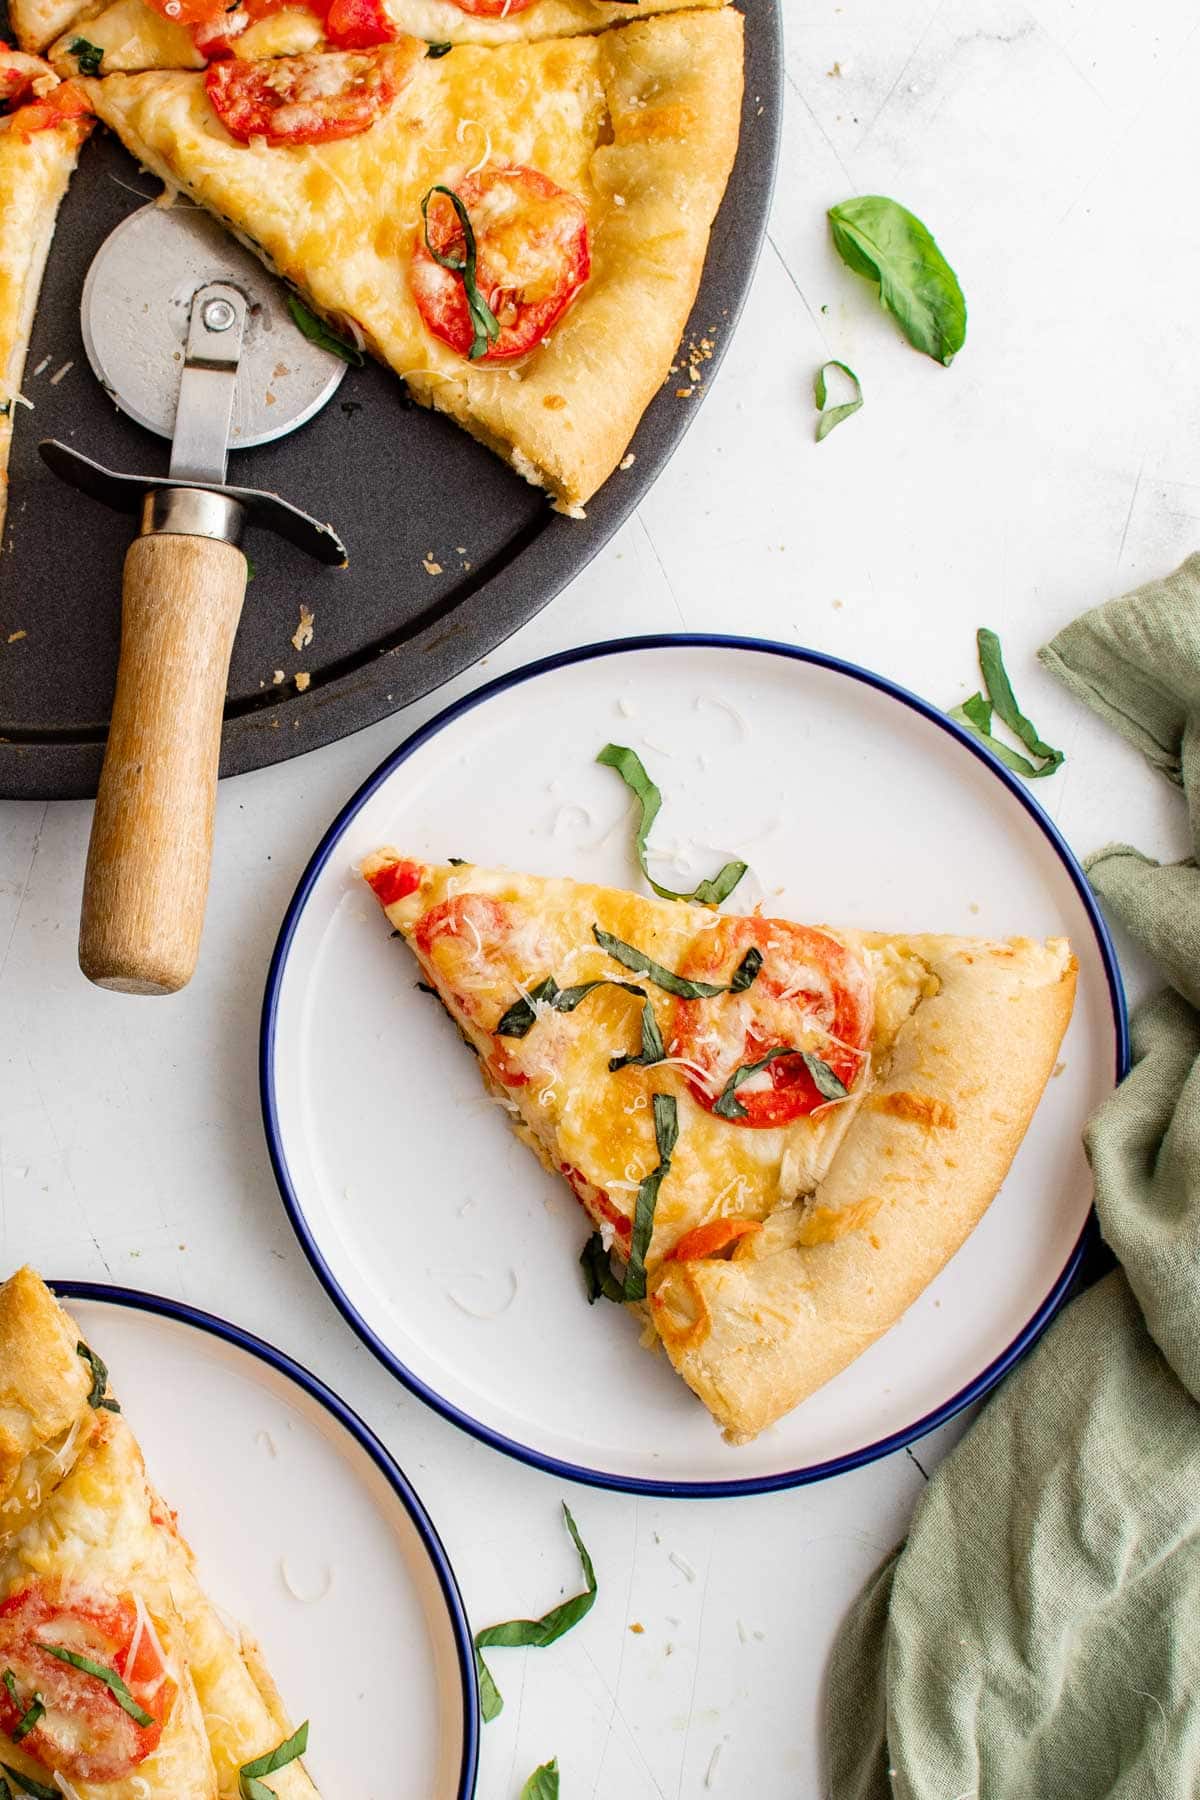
[0,1265,93,1500]
[651,935,1078,1440]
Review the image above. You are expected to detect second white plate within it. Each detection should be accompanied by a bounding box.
[261,637,1125,1494]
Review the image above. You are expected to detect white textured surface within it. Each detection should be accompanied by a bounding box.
[0,1,1194,1793]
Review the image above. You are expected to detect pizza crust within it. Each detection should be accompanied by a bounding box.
[82,7,744,508]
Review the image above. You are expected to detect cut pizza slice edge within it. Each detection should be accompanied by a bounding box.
[82,8,743,510]
[0,1267,318,1798]
[363,854,1077,1442]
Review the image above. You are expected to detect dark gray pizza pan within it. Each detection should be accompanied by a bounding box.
[0,2,780,800]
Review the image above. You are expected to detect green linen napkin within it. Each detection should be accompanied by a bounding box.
[824,555,1200,1800]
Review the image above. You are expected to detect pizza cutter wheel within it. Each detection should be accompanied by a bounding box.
[40,202,349,997]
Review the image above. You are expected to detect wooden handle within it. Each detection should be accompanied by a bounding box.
[79,532,248,995]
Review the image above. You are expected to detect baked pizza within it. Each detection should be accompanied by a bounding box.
[0,49,90,544]
[80,9,742,510]
[0,1267,316,1797]
[362,853,1077,1442]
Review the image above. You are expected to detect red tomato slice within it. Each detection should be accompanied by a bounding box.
[670,917,874,1128]
[7,81,89,136]
[0,1583,176,1782]
[325,0,397,48]
[366,857,423,906]
[414,892,544,1028]
[410,165,589,362]
[205,43,414,143]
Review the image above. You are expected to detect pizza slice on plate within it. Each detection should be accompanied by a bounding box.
[0,1267,316,1797]
[0,50,91,544]
[362,854,1077,1442]
[82,8,742,511]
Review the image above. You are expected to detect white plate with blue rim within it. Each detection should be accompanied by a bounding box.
[53,1282,479,1795]
[261,635,1127,1497]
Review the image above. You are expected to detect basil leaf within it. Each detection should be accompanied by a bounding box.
[285,295,364,366]
[596,743,747,905]
[425,38,452,54]
[447,856,468,865]
[813,359,864,441]
[580,1232,624,1304]
[420,186,500,361]
[950,628,1063,780]
[67,35,103,72]
[828,196,966,366]
[592,926,760,1001]
[238,1722,309,1798]
[76,1340,120,1412]
[608,994,666,1071]
[474,1504,596,1722]
[624,1093,678,1303]
[3,1674,43,1746]
[43,1647,154,1728]
[496,976,645,1039]
[521,1759,560,1800]
[0,1764,57,1798]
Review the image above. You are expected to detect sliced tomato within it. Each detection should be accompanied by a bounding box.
[561,1162,630,1242]
[668,1218,761,1261]
[0,1583,176,1782]
[325,0,398,47]
[8,81,89,136]
[411,164,589,362]
[205,43,413,143]
[414,892,543,1028]
[670,917,874,1128]
[366,857,424,906]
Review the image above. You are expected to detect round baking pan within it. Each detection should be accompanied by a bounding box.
[0,0,781,799]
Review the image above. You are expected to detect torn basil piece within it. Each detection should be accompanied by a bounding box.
[425,39,453,54]
[420,186,500,361]
[76,1340,119,1412]
[596,743,747,905]
[0,1762,58,1797]
[713,1046,849,1119]
[592,926,760,1000]
[42,1647,154,1728]
[496,976,646,1039]
[67,35,103,73]
[238,1722,309,1798]
[475,1505,596,1722]
[828,195,966,365]
[580,1233,624,1304]
[3,1672,43,1745]
[608,994,666,1071]
[950,628,1064,780]
[813,360,864,441]
[624,1094,678,1303]
[520,1758,560,1799]
[285,296,363,366]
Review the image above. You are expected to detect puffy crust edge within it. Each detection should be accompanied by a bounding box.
[651,934,1079,1440]
[0,1265,94,1501]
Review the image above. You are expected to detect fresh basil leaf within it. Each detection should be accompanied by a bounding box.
[76,1340,119,1412]
[496,976,646,1039]
[713,1045,799,1119]
[521,1758,560,1800]
[592,927,760,1001]
[624,1093,678,1303]
[608,994,666,1071]
[238,1722,309,1799]
[580,1232,624,1304]
[43,1647,154,1728]
[475,1504,596,1722]
[3,1673,43,1746]
[596,743,747,905]
[447,856,468,865]
[813,359,864,441]
[68,35,103,72]
[802,1051,851,1102]
[0,1764,57,1798]
[950,628,1063,780]
[425,38,452,54]
[828,196,966,366]
[421,186,500,361]
[285,295,364,367]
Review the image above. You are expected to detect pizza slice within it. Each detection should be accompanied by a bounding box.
[0,51,91,545]
[0,1267,317,1798]
[81,9,742,511]
[362,854,1077,1442]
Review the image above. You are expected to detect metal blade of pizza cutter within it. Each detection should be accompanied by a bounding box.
[38,199,350,998]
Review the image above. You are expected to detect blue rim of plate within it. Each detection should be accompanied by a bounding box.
[52,1278,481,1797]
[260,633,1131,1501]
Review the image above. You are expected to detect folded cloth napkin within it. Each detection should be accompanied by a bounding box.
[824,554,1200,1800]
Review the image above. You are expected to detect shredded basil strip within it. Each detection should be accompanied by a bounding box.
[420,186,500,361]
[2,1674,43,1746]
[608,994,666,1072]
[0,1764,57,1798]
[521,1758,560,1800]
[813,359,864,441]
[592,926,760,1000]
[624,1093,678,1303]
[828,196,966,366]
[67,35,103,72]
[285,295,364,366]
[580,1232,624,1305]
[950,628,1064,781]
[76,1341,119,1412]
[238,1722,310,1799]
[42,1647,153,1728]
[595,743,747,905]
[713,1046,849,1119]
[496,975,646,1040]
[425,38,452,54]
[474,1505,596,1723]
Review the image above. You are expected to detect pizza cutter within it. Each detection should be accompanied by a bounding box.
[40,200,349,997]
